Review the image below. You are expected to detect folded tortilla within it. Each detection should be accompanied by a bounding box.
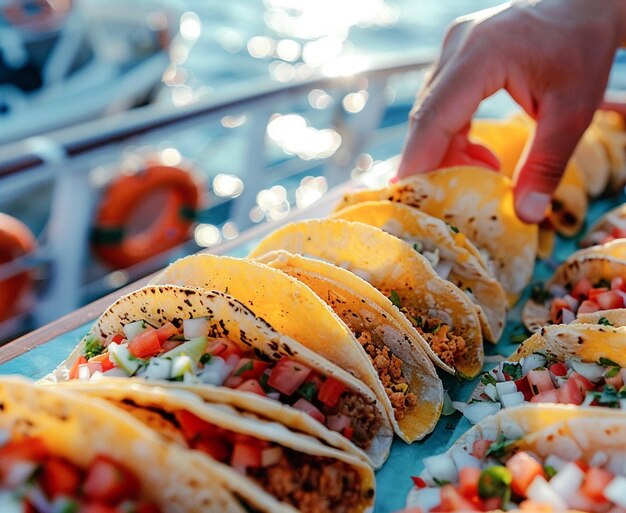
[581,203,626,247]
[44,285,393,468]
[254,249,444,442]
[248,218,484,378]
[334,166,538,306]
[57,380,376,513]
[332,200,507,342]
[0,376,244,513]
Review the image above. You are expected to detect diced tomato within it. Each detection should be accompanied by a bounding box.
[589,287,610,300]
[611,226,626,239]
[575,459,589,472]
[128,330,162,359]
[435,484,475,511]
[571,278,593,300]
[83,455,139,505]
[236,379,266,396]
[134,504,162,513]
[581,467,614,502]
[471,439,493,460]
[595,290,625,310]
[69,356,88,380]
[161,339,182,352]
[458,467,481,499]
[292,398,325,424]
[175,410,212,441]
[0,438,48,482]
[78,505,119,513]
[611,276,626,292]
[606,372,624,390]
[267,358,312,396]
[104,333,125,347]
[326,414,352,432]
[481,498,503,511]
[88,353,115,373]
[207,338,244,359]
[549,362,568,377]
[506,451,545,496]
[411,476,427,488]
[193,437,231,463]
[514,376,534,401]
[223,375,245,388]
[527,368,554,394]
[231,443,262,473]
[530,389,559,403]
[578,299,601,314]
[317,376,347,408]
[155,322,180,343]
[557,376,583,405]
[231,358,270,381]
[550,298,570,324]
[40,456,81,499]
[341,426,354,440]
[569,371,595,392]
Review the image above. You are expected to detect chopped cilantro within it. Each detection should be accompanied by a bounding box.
[60,502,78,513]
[478,466,512,503]
[83,335,104,360]
[429,323,442,335]
[502,362,522,380]
[448,224,459,234]
[599,357,620,367]
[481,373,497,386]
[234,360,254,376]
[199,353,212,365]
[598,317,614,326]
[412,316,423,328]
[485,433,519,460]
[259,372,275,393]
[544,465,557,479]
[466,287,473,294]
[297,381,317,401]
[412,242,423,253]
[510,331,529,344]
[607,366,620,378]
[588,385,626,407]
[389,290,403,309]
[529,282,550,303]
[433,478,451,487]
[595,278,611,289]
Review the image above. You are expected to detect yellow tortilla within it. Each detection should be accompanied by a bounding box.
[255,249,444,442]
[336,166,538,306]
[581,204,626,247]
[332,200,507,342]
[593,109,626,193]
[0,377,244,513]
[248,218,484,378]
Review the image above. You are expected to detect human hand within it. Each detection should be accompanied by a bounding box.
[397,0,626,223]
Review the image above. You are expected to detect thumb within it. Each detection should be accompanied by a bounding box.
[513,101,590,224]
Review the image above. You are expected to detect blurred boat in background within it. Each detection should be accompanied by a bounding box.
[0,0,190,145]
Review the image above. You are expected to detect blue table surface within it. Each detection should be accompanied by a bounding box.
[0,194,623,513]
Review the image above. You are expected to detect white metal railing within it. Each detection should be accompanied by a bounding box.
[0,52,434,342]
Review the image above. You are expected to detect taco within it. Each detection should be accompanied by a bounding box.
[335,166,538,306]
[403,405,626,513]
[55,380,376,513]
[248,218,484,378]
[581,203,626,248]
[45,285,393,468]
[460,323,626,423]
[253,249,443,442]
[592,109,626,193]
[332,200,507,342]
[0,376,245,513]
[522,240,626,332]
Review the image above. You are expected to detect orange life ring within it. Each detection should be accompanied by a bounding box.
[91,160,202,269]
[2,0,71,31]
[0,213,36,322]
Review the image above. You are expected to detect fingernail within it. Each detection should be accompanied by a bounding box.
[516,191,551,223]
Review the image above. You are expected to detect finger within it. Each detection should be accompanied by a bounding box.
[513,97,592,224]
[397,57,498,179]
[439,133,500,170]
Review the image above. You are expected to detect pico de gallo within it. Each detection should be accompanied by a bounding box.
[0,435,160,513]
[582,219,626,247]
[457,352,626,424]
[536,276,626,325]
[70,318,383,450]
[166,408,372,513]
[397,433,626,512]
[379,288,468,370]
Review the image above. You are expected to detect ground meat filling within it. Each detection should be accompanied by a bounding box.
[335,390,383,448]
[247,450,367,513]
[355,330,418,421]
[380,288,468,368]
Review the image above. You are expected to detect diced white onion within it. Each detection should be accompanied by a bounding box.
[261,447,282,467]
[462,402,501,425]
[406,487,441,511]
[434,259,453,280]
[450,445,481,469]
[423,249,440,268]
[549,462,584,497]
[607,451,626,475]
[526,476,568,510]
[266,392,280,400]
[170,355,194,378]
[499,419,525,441]
[77,364,91,381]
[495,381,517,398]
[521,353,547,376]
[451,401,467,413]
[183,372,201,384]
[604,475,626,506]
[548,284,568,298]
[590,451,609,467]
[483,383,498,402]
[183,317,210,339]
[102,367,130,378]
[500,391,525,408]
[5,461,36,487]
[123,320,147,340]
[561,308,576,324]
[198,356,228,385]
[144,357,172,380]
[571,359,606,383]
[423,453,458,484]
[544,454,567,472]
[563,294,580,312]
